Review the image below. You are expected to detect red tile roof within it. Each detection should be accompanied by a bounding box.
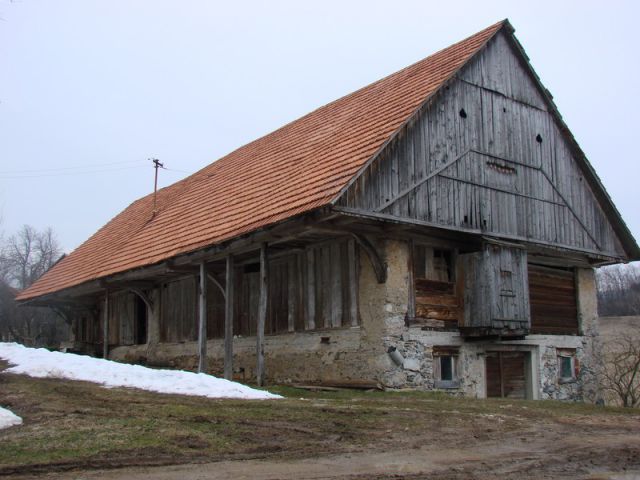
[18,20,506,301]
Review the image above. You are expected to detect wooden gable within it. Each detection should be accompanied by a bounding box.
[336,29,630,261]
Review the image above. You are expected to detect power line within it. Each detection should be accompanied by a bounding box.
[0,159,148,174]
[0,165,148,179]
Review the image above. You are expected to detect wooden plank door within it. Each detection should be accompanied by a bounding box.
[486,351,527,399]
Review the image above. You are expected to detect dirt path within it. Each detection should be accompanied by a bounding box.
[3,372,640,479]
[28,430,640,480]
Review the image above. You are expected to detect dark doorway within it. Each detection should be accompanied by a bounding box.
[134,296,148,345]
[486,351,529,399]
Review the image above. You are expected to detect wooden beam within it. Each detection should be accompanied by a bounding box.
[256,243,268,387]
[305,248,316,330]
[165,263,200,274]
[109,280,156,290]
[198,262,208,373]
[351,233,387,284]
[206,272,226,299]
[128,288,154,311]
[333,206,623,262]
[224,255,234,380]
[407,239,416,320]
[102,290,109,359]
[347,238,359,326]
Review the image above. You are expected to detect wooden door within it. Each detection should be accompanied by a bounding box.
[486,351,527,399]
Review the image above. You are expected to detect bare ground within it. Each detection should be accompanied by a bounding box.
[1,359,639,480]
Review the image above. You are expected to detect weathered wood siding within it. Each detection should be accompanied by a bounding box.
[109,291,136,345]
[486,351,527,399]
[337,30,625,258]
[160,276,198,342]
[528,264,578,335]
[461,244,530,330]
[410,245,462,329]
[75,312,100,344]
[159,238,359,343]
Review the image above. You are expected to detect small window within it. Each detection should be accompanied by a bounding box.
[433,347,460,388]
[557,349,577,383]
[439,356,455,381]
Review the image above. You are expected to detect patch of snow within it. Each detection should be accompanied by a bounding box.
[0,406,22,429]
[0,343,281,400]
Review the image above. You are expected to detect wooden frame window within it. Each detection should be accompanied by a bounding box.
[433,346,460,388]
[413,246,454,283]
[557,348,578,383]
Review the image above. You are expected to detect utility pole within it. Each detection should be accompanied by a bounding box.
[150,158,164,214]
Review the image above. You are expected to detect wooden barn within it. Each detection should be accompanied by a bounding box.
[18,20,639,400]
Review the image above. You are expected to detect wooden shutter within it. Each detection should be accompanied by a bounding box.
[528,265,578,335]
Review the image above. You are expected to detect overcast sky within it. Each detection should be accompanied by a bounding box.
[0,0,638,256]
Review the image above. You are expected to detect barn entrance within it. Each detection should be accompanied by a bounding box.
[485,351,532,399]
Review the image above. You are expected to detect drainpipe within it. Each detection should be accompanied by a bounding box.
[387,346,404,366]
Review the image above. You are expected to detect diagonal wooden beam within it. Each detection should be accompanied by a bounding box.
[350,233,387,284]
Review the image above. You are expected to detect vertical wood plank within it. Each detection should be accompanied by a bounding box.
[197,262,207,373]
[347,239,359,326]
[102,290,109,359]
[287,257,296,332]
[256,244,268,387]
[306,248,316,330]
[224,255,234,380]
[330,241,343,327]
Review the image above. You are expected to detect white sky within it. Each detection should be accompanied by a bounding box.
[0,0,638,254]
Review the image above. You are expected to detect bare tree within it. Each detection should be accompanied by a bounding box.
[1,225,62,289]
[0,225,68,347]
[596,263,640,317]
[600,328,640,407]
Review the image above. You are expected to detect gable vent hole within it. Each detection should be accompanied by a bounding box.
[459,108,467,118]
[536,134,543,143]
[503,107,507,113]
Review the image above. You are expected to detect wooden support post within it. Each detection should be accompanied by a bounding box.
[347,239,359,326]
[102,290,109,359]
[198,262,208,373]
[407,240,416,320]
[224,255,234,380]
[305,248,316,330]
[256,243,268,387]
